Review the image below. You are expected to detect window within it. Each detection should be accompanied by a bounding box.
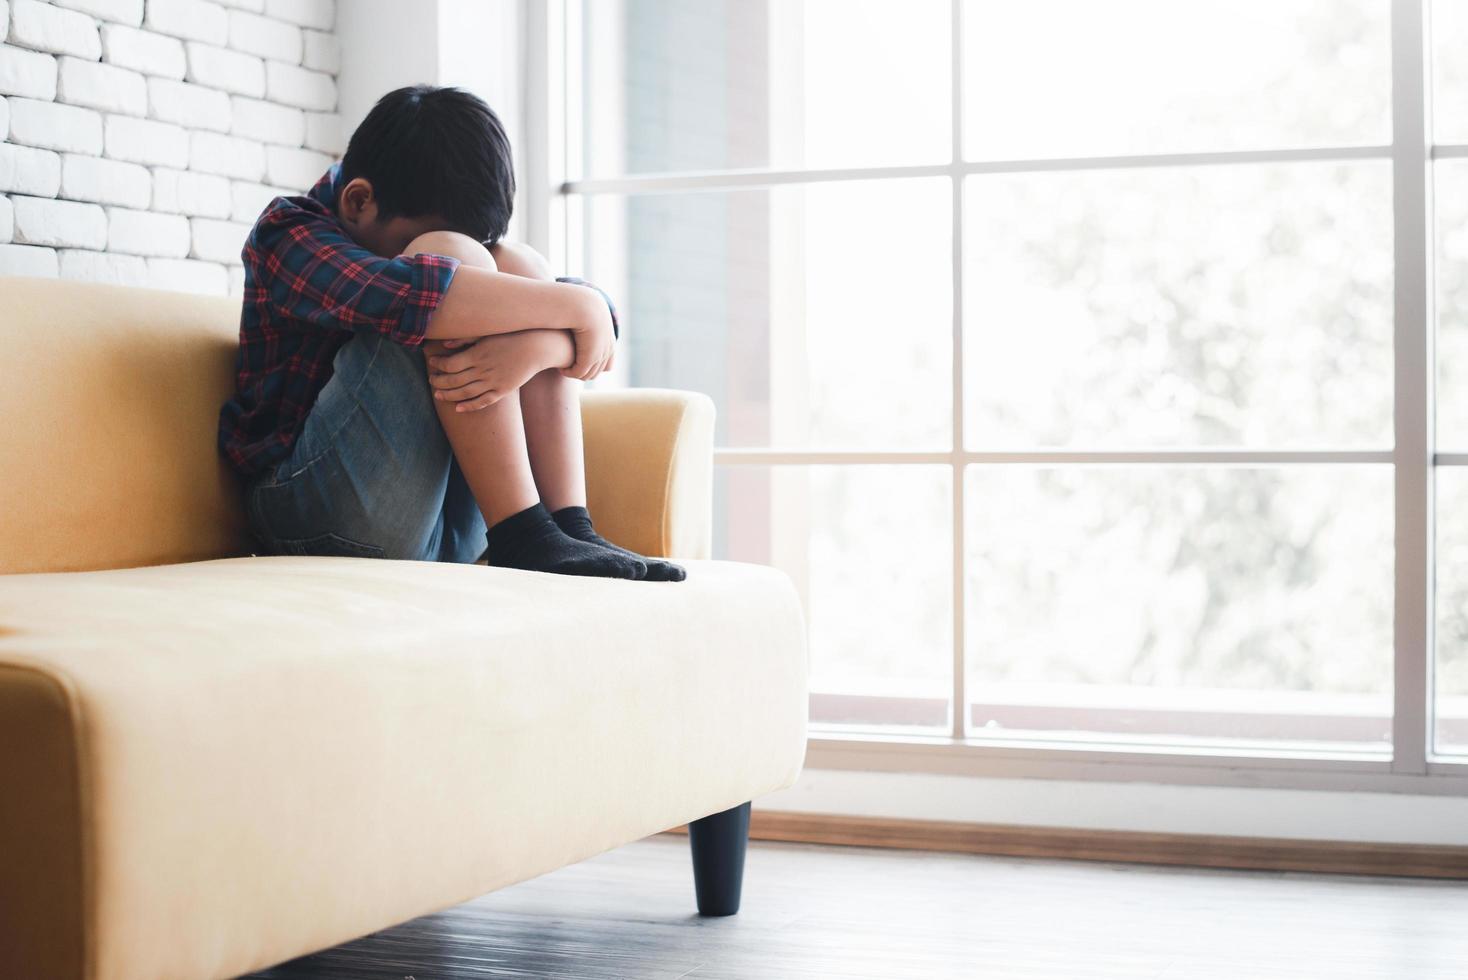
[528,0,1468,785]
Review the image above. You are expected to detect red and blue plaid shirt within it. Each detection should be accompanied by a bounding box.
[218,164,462,479]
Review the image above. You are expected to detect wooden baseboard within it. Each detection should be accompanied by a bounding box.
[667,810,1468,880]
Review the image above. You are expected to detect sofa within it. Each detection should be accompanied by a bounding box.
[0,277,809,980]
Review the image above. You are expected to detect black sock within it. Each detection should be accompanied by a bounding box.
[486,503,646,579]
[552,506,687,583]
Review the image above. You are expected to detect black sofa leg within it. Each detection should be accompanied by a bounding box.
[688,800,751,916]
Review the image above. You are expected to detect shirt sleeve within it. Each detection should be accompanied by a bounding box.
[248,203,460,347]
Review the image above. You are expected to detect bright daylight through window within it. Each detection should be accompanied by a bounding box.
[554,0,1468,768]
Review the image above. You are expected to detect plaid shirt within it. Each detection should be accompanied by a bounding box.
[218,164,461,478]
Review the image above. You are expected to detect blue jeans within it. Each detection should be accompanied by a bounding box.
[244,332,489,563]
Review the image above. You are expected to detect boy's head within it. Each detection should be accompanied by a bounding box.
[335,85,515,257]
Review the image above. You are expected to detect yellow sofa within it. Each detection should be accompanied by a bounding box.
[0,277,809,980]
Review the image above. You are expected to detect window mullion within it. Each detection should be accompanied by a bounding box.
[949,0,966,740]
[1390,0,1434,773]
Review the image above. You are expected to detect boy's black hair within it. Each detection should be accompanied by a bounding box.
[339,85,515,244]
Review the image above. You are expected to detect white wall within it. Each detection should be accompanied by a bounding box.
[0,0,346,294]
[336,0,522,240]
[334,0,437,137]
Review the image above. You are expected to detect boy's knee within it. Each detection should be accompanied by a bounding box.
[488,240,554,280]
[401,230,497,270]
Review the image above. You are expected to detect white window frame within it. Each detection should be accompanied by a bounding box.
[521,0,1468,795]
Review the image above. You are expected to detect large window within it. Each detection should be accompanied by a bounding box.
[531,0,1468,785]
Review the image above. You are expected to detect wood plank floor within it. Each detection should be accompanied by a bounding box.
[243,834,1468,979]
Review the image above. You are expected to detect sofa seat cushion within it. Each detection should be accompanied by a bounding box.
[0,556,807,980]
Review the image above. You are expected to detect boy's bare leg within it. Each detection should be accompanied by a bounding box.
[410,240,537,527]
[401,231,643,578]
[487,243,588,512]
[517,369,588,511]
[490,242,686,582]
[424,346,537,527]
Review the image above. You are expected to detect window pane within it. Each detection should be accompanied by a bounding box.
[586,178,952,449]
[963,163,1393,448]
[582,0,950,177]
[1437,468,1468,754]
[961,0,1390,160]
[717,465,952,731]
[1433,0,1468,144]
[1436,159,1468,447]
[965,466,1393,750]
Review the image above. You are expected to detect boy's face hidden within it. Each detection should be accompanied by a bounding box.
[336,177,460,258]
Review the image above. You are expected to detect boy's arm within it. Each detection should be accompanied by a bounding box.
[252,207,613,378]
[423,265,614,380]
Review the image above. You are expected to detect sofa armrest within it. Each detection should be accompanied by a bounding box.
[581,388,715,560]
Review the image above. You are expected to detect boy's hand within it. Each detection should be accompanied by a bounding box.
[557,277,617,381]
[427,330,573,412]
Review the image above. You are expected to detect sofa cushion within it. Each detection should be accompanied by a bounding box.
[0,277,247,575]
[0,556,808,980]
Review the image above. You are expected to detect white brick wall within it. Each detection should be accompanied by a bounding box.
[147,254,223,291]
[188,214,247,262]
[228,9,298,63]
[264,0,329,31]
[263,142,325,188]
[0,43,59,99]
[0,0,341,292]
[185,40,262,96]
[153,166,229,216]
[0,142,60,195]
[61,152,150,206]
[302,107,339,153]
[104,113,187,165]
[228,178,282,221]
[146,77,229,130]
[8,97,101,153]
[301,28,333,72]
[231,94,301,145]
[13,195,106,248]
[9,1,101,60]
[59,246,146,283]
[190,129,263,179]
[0,243,60,275]
[264,58,330,109]
[101,25,184,78]
[107,203,187,254]
[57,56,147,114]
[144,0,226,46]
[55,0,145,28]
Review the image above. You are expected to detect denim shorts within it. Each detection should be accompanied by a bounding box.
[244,331,489,563]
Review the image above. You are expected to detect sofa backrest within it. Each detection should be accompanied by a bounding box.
[0,277,250,575]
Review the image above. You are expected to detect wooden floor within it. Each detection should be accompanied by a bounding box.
[244,834,1468,979]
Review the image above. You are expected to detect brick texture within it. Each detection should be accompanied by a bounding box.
[57,56,147,115]
[101,24,185,78]
[9,1,101,59]
[0,242,61,275]
[54,0,145,28]
[3,0,341,293]
[12,194,106,248]
[60,152,150,207]
[0,43,59,99]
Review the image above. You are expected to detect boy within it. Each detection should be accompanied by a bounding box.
[218,85,684,581]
